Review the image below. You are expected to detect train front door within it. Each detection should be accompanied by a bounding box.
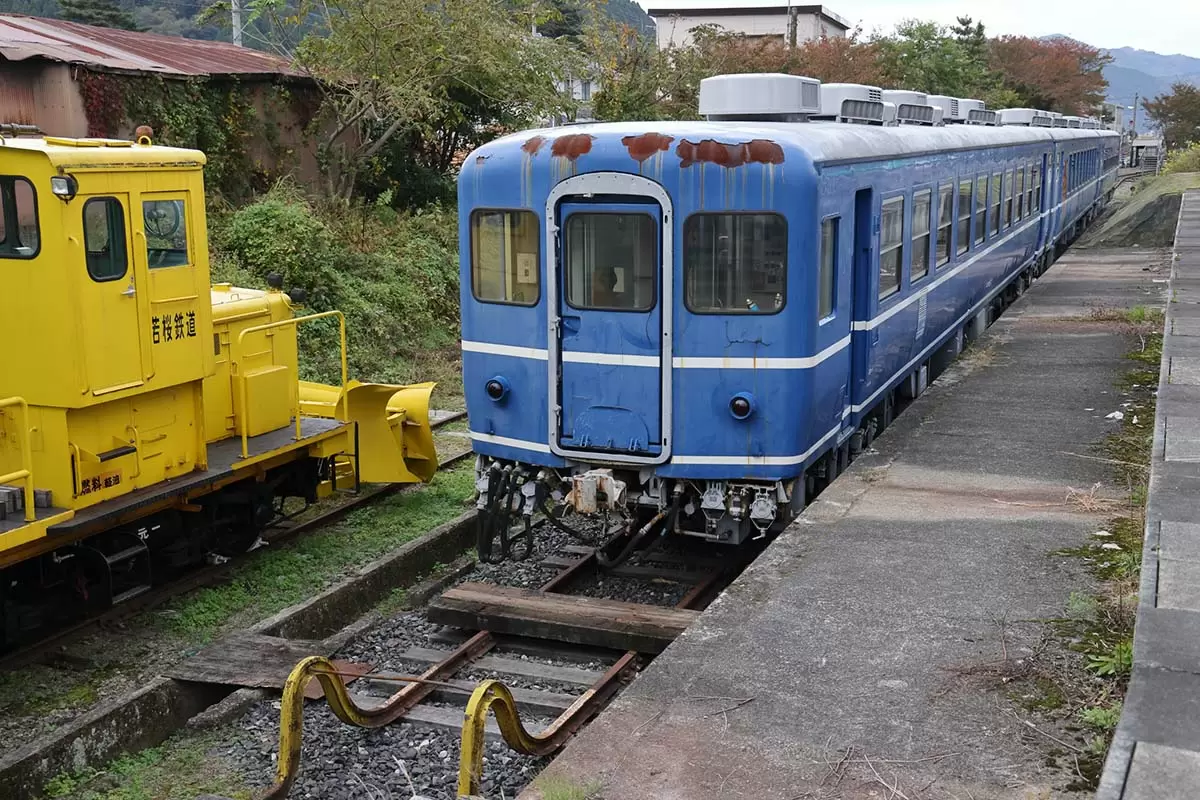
[547,173,672,464]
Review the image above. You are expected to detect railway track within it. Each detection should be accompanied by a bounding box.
[230,529,751,800]
[0,411,472,670]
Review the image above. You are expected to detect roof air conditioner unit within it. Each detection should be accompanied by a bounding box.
[932,106,945,126]
[698,73,821,121]
[998,108,1054,127]
[967,109,999,126]
[1064,115,1083,128]
[927,94,979,123]
[815,83,886,125]
[882,90,936,126]
[881,101,897,127]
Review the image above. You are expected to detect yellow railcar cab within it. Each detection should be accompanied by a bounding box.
[0,129,435,645]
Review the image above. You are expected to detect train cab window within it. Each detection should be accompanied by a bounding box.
[911,190,931,282]
[0,177,39,259]
[685,213,786,314]
[1030,164,1041,212]
[1015,169,1026,221]
[566,212,656,312]
[1003,170,1014,228]
[143,199,189,268]
[990,173,1002,236]
[470,209,539,306]
[974,176,987,245]
[878,196,904,299]
[818,217,837,319]
[956,180,972,256]
[935,185,953,267]
[83,197,128,282]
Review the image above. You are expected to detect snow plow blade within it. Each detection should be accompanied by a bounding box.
[299,380,438,484]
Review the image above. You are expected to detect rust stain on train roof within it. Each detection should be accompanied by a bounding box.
[550,133,595,161]
[521,135,547,156]
[676,138,785,168]
[622,132,674,163]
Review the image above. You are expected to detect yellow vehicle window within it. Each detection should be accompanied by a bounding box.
[143,199,189,268]
[83,197,129,282]
[0,177,39,259]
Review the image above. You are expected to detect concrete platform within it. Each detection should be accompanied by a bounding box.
[1098,191,1200,800]
[525,247,1165,800]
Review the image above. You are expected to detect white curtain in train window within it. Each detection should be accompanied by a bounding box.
[878,196,904,299]
[957,180,972,256]
[936,185,953,267]
[911,190,931,282]
[684,213,787,314]
[565,213,656,312]
[470,209,539,306]
[974,175,987,245]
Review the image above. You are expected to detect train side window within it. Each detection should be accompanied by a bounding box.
[990,172,1002,236]
[974,176,987,245]
[1003,169,1014,228]
[956,180,972,256]
[470,209,539,306]
[1030,164,1041,212]
[0,177,40,259]
[1015,169,1026,221]
[878,196,903,300]
[566,212,656,312]
[143,198,189,268]
[935,185,953,268]
[685,213,787,314]
[911,190,931,282]
[818,216,837,320]
[83,197,128,282]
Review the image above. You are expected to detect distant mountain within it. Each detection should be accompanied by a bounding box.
[603,0,654,35]
[1104,45,1200,107]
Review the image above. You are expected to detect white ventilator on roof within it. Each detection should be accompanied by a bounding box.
[998,108,1055,127]
[814,83,886,125]
[1063,115,1083,128]
[881,101,898,126]
[882,89,936,126]
[698,73,822,121]
[932,106,945,126]
[967,109,999,126]
[926,95,961,121]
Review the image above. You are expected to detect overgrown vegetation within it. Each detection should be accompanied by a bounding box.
[210,183,462,392]
[1164,143,1200,176]
[41,732,251,800]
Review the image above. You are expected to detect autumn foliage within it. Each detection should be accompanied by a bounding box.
[988,36,1111,115]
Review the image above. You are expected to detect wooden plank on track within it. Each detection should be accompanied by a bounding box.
[427,582,698,654]
[166,632,336,688]
[393,645,607,686]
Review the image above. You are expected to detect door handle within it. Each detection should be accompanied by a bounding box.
[121,283,136,298]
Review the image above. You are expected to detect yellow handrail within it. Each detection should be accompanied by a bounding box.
[233,311,346,459]
[0,396,36,523]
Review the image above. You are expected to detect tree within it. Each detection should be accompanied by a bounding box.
[988,36,1110,114]
[873,20,975,97]
[250,0,581,199]
[1143,83,1200,151]
[58,0,139,29]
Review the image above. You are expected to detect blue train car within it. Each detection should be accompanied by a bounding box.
[459,74,1119,559]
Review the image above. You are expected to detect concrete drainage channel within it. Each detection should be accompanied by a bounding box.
[0,510,479,799]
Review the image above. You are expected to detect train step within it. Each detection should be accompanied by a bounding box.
[111,585,152,605]
[104,543,149,566]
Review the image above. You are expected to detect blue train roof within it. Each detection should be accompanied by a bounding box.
[474,119,1118,170]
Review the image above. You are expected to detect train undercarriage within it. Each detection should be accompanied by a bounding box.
[0,455,339,651]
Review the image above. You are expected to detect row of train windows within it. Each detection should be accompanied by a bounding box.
[471,209,786,315]
[1063,149,1100,198]
[0,177,190,276]
[873,165,1043,301]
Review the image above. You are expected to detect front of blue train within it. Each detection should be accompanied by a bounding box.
[459,75,827,563]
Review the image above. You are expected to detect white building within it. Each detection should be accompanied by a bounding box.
[646,3,851,50]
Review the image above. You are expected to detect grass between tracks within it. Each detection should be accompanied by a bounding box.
[159,460,476,642]
[1013,305,1161,789]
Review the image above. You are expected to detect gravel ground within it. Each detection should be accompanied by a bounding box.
[218,698,551,800]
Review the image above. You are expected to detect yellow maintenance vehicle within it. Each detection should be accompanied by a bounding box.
[0,124,436,647]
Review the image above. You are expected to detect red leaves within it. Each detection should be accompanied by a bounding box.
[987,36,1111,115]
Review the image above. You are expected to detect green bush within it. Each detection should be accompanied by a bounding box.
[1163,142,1200,175]
[210,185,460,385]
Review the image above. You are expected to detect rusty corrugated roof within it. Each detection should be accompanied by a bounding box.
[0,14,302,77]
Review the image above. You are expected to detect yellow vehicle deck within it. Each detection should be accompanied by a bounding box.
[42,417,347,540]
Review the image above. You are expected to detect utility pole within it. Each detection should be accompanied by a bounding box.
[232,0,243,46]
[1131,92,1139,133]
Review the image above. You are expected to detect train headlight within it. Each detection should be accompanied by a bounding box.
[485,376,511,402]
[729,392,757,420]
[50,174,78,202]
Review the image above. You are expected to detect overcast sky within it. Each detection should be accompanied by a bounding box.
[636,0,1200,58]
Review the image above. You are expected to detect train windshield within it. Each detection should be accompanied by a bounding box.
[564,212,656,311]
[684,213,786,314]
